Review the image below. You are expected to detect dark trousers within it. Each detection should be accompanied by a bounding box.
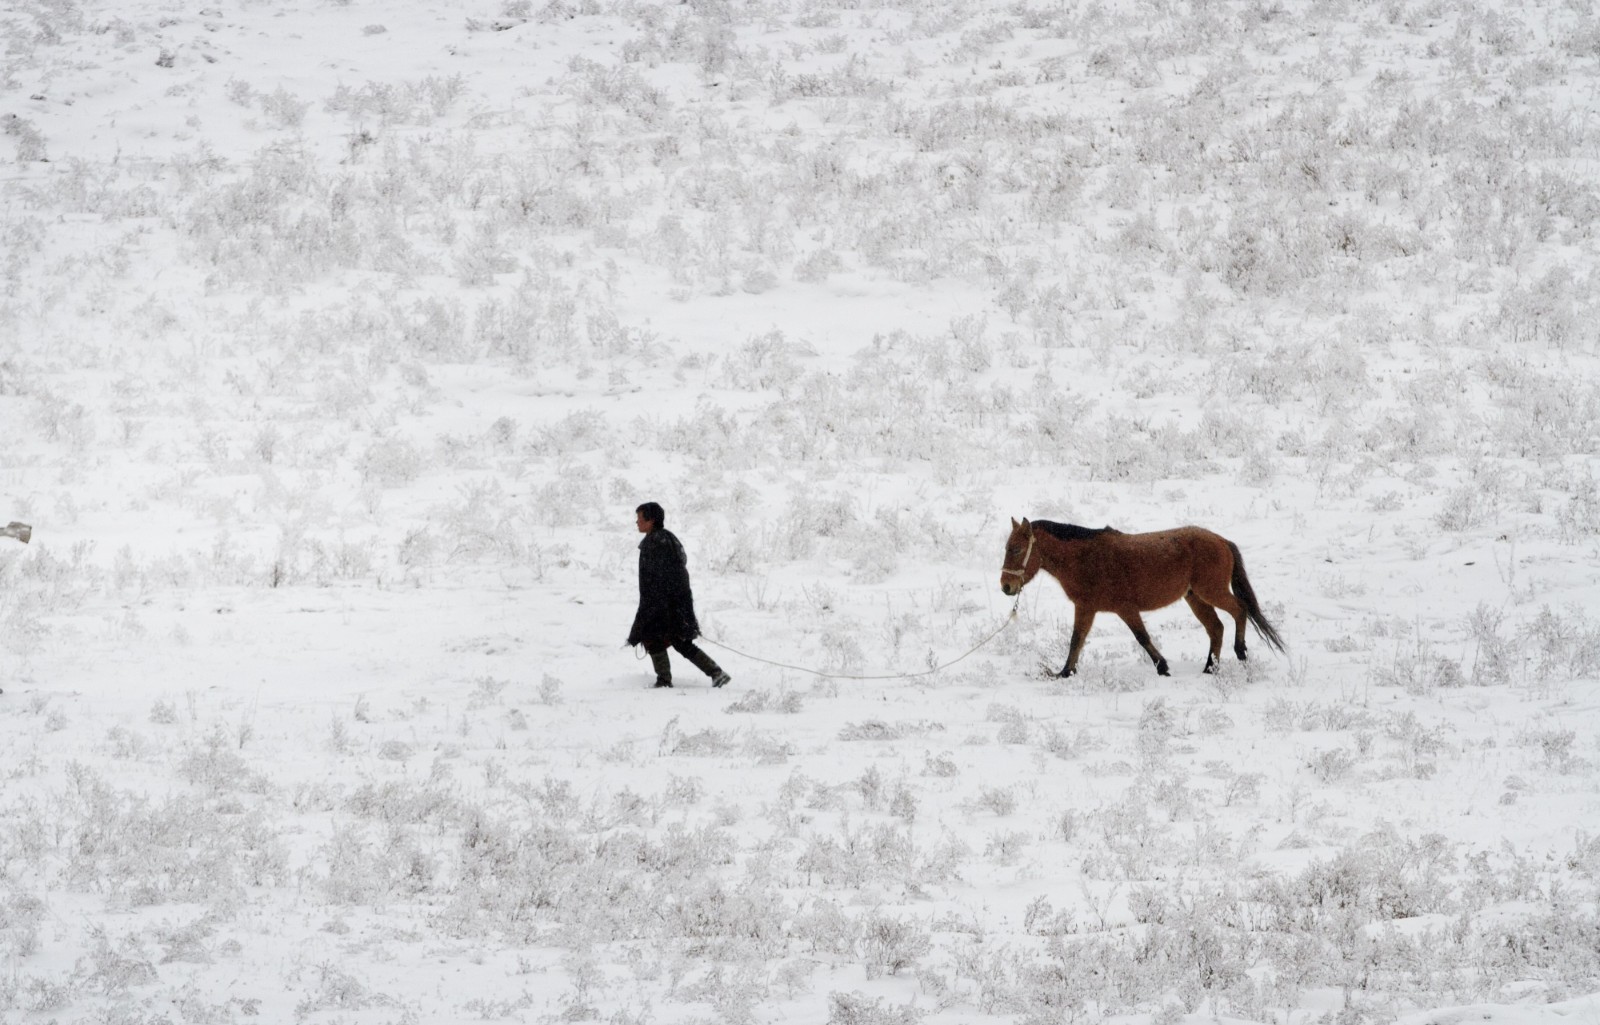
[647,639,722,684]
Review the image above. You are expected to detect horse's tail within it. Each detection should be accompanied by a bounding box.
[1226,540,1285,653]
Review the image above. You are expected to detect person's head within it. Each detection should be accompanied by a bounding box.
[636,501,665,533]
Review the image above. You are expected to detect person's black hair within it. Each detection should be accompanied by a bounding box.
[636,501,665,529]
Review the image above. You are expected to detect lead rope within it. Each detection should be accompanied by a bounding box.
[700,592,1022,681]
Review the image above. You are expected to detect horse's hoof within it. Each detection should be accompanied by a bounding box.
[1156,660,1170,676]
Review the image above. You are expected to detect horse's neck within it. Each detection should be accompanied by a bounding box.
[1036,534,1078,580]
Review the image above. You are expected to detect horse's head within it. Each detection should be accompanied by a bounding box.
[1000,517,1038,596]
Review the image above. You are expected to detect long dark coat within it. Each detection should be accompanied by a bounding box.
[627,527,700,650]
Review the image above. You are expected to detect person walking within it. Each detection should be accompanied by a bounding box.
[626,502,731,689]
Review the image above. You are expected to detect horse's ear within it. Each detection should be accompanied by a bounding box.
[1010,517,1019,530]
[1021,517,1031,530]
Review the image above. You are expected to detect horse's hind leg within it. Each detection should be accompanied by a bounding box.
[1194,583,1249,661]
[1060,605,1097,677]
[1184,591,1226,673]
[1116,611,1170,676]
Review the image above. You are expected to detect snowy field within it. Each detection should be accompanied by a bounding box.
[3,0,1600,1021]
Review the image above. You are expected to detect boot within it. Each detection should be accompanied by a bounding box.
[680,643,729,688]
[650,649,673,688]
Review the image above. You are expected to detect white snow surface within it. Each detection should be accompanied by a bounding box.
[3,0,1600,1022]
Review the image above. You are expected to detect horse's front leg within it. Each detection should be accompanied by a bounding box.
[1060,605,1097,677]
[1117,611,1170,676]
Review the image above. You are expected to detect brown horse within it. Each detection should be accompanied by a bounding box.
[1000,518,1283,677]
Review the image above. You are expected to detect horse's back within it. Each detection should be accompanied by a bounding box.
[1125,524,1223,539]
[1114,525,1229,553]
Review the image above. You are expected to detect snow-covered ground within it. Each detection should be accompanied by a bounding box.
[3,0,1600,1021]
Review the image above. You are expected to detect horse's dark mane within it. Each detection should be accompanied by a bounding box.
[1033,520,1119,542]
